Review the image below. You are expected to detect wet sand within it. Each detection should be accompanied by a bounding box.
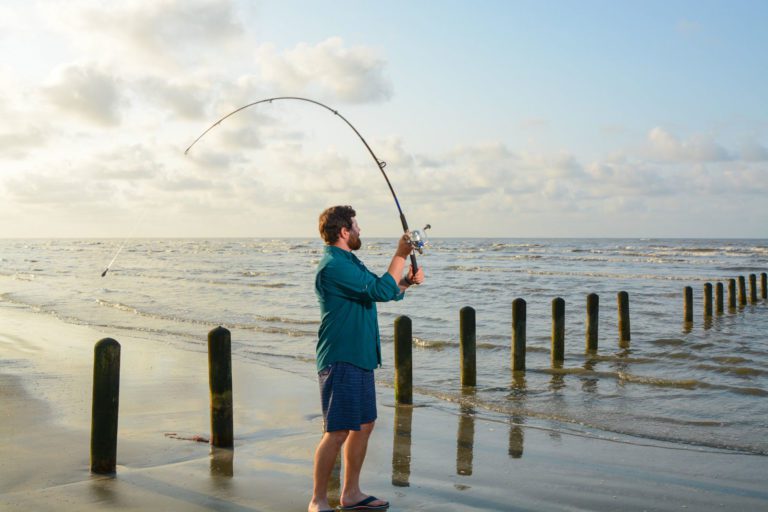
[1,303,767,511]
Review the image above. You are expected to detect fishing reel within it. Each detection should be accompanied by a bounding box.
[409,224,431,254]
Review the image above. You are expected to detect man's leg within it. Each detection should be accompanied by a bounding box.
[340,421,387,507]
[309,430,348,512]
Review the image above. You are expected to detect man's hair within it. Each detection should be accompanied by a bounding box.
[318,205,356,245]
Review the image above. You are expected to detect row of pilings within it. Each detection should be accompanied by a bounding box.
[90,327,232,474]
[90,272,766,473]
[393,290,633,403]
[684,272,767,322]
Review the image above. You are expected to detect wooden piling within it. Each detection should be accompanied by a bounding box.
[459,306,476,387]
[394,316,413,405]
[738,276,747,306]
[683,286,693,323]
[715,282,724,315]
[551,298,565,364]
[585,293,599,352]
[728,279,736,310]
[511,298,526,371]
[91,338,121,474]
[762,272,767,300]
[617,291,630,347]
[704,283,713,318]
[208,326,233,448]
[749,274,757,303]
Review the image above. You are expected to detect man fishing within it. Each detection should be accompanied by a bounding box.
[309,205,424,512]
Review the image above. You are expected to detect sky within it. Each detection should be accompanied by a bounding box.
[1,0,767,238]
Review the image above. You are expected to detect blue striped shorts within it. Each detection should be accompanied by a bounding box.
[318,362,377,432]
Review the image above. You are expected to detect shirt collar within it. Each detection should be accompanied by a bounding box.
[324,244,359,262]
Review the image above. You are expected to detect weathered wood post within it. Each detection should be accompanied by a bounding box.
[459,307,476,387]
[91,338,121,474]
[208,326,233,448]
[762,272,767,299]
[511,299,526,371]
[704,283,713,318]
[683,286,693,324]
[715,282,724,315]
[585,293,599,352]
[738,276,747,306]
[394,316,413,405]
[617,291,630,347]
[551,298,565,364]
[749,274,757,303]
[728,279,737,310]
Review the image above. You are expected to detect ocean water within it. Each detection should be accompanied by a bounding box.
[1,238,767,455]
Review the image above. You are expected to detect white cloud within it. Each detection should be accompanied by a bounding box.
[43,62,124,126]
[255,37,393,103]
[646,127,731,162]
[738,141,768,162]
[136,78,209,120]
[41,0,244,70]
[0,126,48,159]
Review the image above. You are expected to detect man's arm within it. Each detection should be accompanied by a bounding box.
[388,233,426,293]
[387,233,413,285]
[398,265,425,293]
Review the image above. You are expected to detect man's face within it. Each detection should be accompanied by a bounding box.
[347,218,362,251]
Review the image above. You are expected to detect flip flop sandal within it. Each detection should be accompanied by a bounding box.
[338,496,390,510]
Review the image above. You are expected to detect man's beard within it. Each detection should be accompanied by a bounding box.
[349,233,362,251]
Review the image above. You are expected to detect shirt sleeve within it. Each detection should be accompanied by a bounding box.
[322,258,402,303]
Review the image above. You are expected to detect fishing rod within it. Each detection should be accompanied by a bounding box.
[183,96,429,272]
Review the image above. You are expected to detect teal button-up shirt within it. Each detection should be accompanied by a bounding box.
[315,245,404,371]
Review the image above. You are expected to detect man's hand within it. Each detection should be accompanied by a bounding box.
[396,232,413,259]
[407,266,425,286]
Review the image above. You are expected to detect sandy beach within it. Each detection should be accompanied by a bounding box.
[1,301,767,511]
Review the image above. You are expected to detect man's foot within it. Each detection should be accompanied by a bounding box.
[338,495,389,510]
[308,499,335,512]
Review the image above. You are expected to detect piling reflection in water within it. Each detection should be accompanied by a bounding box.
[508,372,527,459]
[581,358,598,394]
[209,447,234,479]
[456,388,476,476]
[549,362,566,392]
[391,404,413,487]
[508,415,525,459]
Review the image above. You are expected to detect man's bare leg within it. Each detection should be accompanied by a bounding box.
[309,430,348,512]
[340,421,388,508]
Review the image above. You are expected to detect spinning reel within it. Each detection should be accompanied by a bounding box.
[409,224,431,254]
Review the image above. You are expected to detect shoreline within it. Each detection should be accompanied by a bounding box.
[1,302,767,511]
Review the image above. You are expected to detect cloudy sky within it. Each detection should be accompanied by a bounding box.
[1,0,766,238]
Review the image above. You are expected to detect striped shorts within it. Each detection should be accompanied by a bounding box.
[318,362,377,432]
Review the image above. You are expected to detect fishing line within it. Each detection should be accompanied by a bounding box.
[183,96,429,271]
[101,209,148,277]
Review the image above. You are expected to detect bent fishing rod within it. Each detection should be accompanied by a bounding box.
[184,96,428,270]
[101,97,429,277]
